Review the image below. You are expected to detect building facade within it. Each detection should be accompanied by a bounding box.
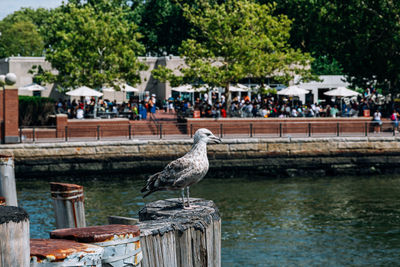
[0,56,186,102]
[0,56,348,104]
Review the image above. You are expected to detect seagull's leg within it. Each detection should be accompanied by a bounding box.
[183,186,200,210]
[186,186,191,207]
[181,188,186,207]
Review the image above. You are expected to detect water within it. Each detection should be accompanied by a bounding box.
[17,175,400,266]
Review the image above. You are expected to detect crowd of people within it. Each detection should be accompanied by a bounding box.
[54,88,400,131]
[55,94,158,120]
[175,90,396,119]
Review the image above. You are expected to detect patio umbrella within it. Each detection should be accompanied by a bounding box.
[19,83,46,91]
[66,86,103,97]
[172,84,196,93]
[119,83,139,92]
[67,86,103,118]
[172,84,210,104]
[277,85,309,96]
[229,84,251,92]
[324,87,360,97]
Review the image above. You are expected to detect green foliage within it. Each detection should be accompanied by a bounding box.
[259,87,277,95]
[153,0,315,108]
[262,0,400,93]
[38,1,147,90]
[28,65,55,85]
[19,96,55,126]
[0,8,49,58]
[138,0,191,55]
[1,7,51,27]
[311,55,344,75]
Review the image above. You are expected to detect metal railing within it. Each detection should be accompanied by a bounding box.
[16,120,399,143]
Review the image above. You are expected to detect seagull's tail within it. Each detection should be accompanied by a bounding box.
[141,172,161,198]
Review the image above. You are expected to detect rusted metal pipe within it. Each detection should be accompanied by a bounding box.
[50,182,86,229]
[51,225,142,266]
[30,239,103,266]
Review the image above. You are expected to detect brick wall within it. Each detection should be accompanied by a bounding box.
[186,117,379,137]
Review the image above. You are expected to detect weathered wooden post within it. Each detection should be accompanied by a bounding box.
[30,239,104,266]
[50,182,86,229]
[0,153,18,206]
[50,224,142,266]
[139,198,221,267]
[0,206,30,266]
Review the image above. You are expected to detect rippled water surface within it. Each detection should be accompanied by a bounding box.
[17,175,400,266]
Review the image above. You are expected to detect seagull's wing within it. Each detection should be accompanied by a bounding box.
[141,156,194,197]
[160,156,194,185]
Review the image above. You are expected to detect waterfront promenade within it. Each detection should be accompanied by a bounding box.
[4,135,400,178]
[17,115,397,143]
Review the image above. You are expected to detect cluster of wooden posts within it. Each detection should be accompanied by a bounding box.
[0,152,221,267]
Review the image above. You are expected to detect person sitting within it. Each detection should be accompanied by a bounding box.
[76,108,84,119]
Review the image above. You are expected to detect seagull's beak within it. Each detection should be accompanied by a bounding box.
[210,135,221,144]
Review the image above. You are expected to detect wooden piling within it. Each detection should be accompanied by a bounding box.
[50,182,86,229]
[0,206,30,267]
[138,198,221,267]
[0,153,18,206]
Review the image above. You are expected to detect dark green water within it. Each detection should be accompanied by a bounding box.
[17,175,400,266]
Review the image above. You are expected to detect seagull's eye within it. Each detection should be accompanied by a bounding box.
[206,133,211,136]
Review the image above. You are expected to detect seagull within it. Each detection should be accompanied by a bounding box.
[141,128,221,209]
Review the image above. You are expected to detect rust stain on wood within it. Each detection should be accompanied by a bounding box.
[0,197,5,206]
[50,182,84,202]
[50,224,140,243]
[30,239,98,262]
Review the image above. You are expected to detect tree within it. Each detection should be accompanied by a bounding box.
[0,20,44,58]
[0,7,50,58]
[38,1,147,90]
[311,55,343,75]
[136,0,219,55]
[153,0,314,111]
[261,0,400,93]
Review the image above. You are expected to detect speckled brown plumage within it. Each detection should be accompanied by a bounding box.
[141,128,221,207]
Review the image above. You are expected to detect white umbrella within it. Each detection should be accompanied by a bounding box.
[102,82,139,92]
[172,84,196,93]
[119,83,139,92]
[324,87,360,97]
[66,86,103,97]
[19,83,46,91]
[172,84,210,93]
[277,85,309,96]
[229,84,251,92]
